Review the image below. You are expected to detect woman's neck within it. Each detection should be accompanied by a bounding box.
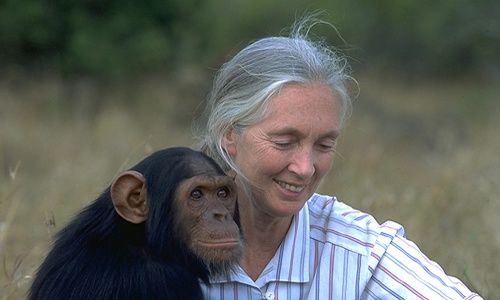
[237,196,293,281]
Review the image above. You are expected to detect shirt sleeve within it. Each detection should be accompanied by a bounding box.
[362,221,483,300]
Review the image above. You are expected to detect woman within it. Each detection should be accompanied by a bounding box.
[194,19,482,299]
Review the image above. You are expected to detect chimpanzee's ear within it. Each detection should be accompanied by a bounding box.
[110,170,148,224]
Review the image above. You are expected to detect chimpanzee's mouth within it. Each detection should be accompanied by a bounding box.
[197,239,241,248]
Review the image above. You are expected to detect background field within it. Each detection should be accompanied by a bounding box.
[1,1,499,299]
[1,71,498,299]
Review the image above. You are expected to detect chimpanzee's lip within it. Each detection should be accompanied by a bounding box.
[197,239,240,248]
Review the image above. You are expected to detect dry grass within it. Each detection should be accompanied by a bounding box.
[0,71,498,299]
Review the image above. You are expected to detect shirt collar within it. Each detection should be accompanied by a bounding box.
[262,201,310,284]
[210,202,311,286]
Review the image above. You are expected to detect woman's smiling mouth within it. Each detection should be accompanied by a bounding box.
[275,179,305,193]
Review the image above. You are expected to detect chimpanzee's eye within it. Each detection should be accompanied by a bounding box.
[190,189,203,199]
[217,187,229,198]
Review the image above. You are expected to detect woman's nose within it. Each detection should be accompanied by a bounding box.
[288,147,315,179]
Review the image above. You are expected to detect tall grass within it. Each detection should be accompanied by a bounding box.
[0,71,497,299]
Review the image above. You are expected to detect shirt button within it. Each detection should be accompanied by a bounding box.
[265,291,275,300]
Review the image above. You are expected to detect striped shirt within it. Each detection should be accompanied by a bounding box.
[201,193,482,299]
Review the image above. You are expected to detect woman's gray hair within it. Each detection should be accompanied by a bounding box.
[194,17,354,173]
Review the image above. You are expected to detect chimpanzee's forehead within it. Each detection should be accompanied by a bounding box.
[187,157,223,176]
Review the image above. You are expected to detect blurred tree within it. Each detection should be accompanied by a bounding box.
[0,0,203,76]
[338,0,500,77]
[0,0,498,78]
[0,0,62,65]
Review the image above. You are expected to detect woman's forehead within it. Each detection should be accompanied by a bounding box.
[255,83,341,130]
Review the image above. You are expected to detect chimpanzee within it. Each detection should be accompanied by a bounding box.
[28,147,243,300]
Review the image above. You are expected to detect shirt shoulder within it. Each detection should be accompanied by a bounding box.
[308,193,405,256]
[365,227,484,299]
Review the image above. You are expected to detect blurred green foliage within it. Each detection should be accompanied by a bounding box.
[342,0,500,77]
[0,0,498,78]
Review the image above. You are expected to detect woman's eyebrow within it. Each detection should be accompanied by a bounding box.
[267,127,340,139]
[321,130,340,139]
[266,127,303,138]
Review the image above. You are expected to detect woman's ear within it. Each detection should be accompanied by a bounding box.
[110,170,148,224]
[222,127,238,157]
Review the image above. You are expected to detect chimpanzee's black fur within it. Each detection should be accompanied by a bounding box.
[29,147,228,300]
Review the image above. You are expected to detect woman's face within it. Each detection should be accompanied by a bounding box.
[224,83,341,218]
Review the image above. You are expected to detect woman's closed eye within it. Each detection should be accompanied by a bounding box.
[316,140,336,152]
[272,139,295,149]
